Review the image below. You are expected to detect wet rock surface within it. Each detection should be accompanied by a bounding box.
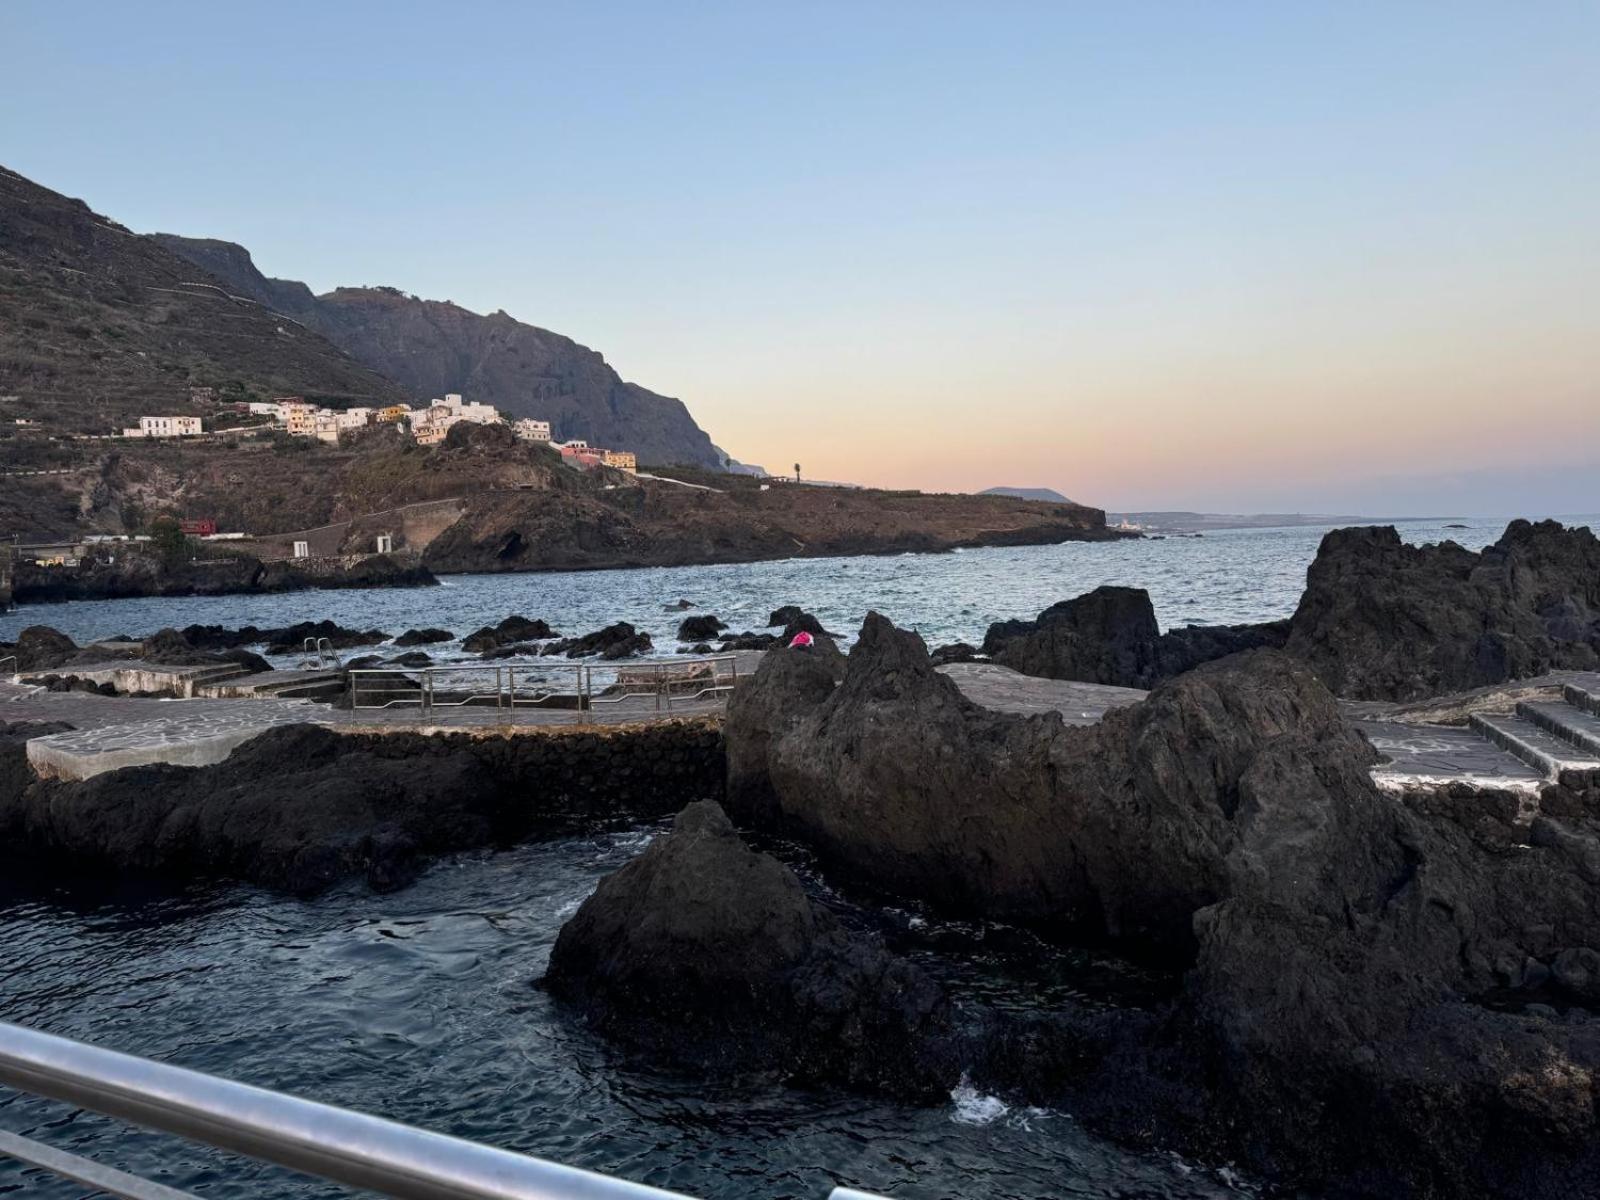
[0,722,725,896]
[461,615,556,653]
[393,627,454,647]
[676,614,726,642]
[721,612,1600,1195]
[545,800,965,1098]
[540,622,653,660]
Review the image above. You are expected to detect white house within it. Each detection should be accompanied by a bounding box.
[126,415,203,438]
[429,394,500,425]
[336,407,373,431]
[513,418,552,442]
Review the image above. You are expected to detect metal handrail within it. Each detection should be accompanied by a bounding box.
[348,656,742,719]
[0,1021,886,1200]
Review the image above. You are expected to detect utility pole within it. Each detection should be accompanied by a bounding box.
[794,462,801,483]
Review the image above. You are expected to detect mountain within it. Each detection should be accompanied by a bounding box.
[151,235,721,468]
[0,165,411,433]
[982,486,1076,504]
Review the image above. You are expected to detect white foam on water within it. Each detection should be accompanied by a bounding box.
[949,1074,1010,1125]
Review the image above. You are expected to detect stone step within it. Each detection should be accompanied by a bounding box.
[195,669,345,700]
[1518,700,1600,758]
[1359,718,1544,792]
[1565,682,1600,718]
[1469,713,1600,781]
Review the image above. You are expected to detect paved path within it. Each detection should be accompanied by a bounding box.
[937,662,1147,723]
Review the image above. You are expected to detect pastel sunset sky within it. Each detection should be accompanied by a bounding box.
[7,1,1597,514]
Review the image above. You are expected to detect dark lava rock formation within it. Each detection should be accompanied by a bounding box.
[11,548,436,605]
[982,585,1288,689]
[676,614,726,642]
[1284,518,1600,700]
[982,519,1600,701]
[394,627,455,647]
[541,622,652,660]
[462,615,556,654]
[0,721,724,896]
[721,613,1600,1195]
[546,800,963,1097]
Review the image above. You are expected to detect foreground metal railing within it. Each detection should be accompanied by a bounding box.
[348,655,741,719]
[0,1021,889,1200]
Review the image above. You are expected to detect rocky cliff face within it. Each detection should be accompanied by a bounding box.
[151,234,722,467]
[0,166,410,433]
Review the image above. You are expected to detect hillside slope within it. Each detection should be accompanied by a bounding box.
[152,234,722,468]
[0,166,410,433]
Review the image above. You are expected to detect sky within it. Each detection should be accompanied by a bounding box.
[4,1,1597,515]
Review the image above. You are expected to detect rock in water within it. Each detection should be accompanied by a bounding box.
[394,628,454,647]
[676,614,727,642]
[540,622,652,660]
[545,800,961,1098]
[462,615,556,653]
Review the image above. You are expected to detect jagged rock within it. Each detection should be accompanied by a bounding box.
[667,599,696,610]
[680,643,714,655]
[1284,519,1600,699]
[982,585,1287,688]
[545,800,962,1098]
[386,651,434,668]
[9,626,78,672]
[929,642,981,666]
[716,631,780,651]
[541,623,652,660]
[723,612,1600,1194]
[461,615,555,653]
[394,628,454,647]
[0,722,725,896]
[262,621,391,655]
[677,614,727,642]
[140,628,271,675]
[767,605,805,628]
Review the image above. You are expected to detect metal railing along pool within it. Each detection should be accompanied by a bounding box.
[0,1020,889,1200]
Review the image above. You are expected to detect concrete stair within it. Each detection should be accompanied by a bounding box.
[195,669,346,702]
[1564,681,1600,718]
[1470,707,1600,783]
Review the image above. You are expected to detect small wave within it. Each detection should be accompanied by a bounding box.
[949,1074,1009,1125]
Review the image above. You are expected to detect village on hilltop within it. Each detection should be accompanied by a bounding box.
[119,390,638,473]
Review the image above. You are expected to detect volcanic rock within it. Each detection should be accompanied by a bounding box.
[462,615,556,653]
[8,626,79,672]
[546,800,962,1098]
[541,623,652,660]
[676,614,726,642]
[394,628,454,647]
[1283,519,1600,699]
[262,621,391,655]
[723,611,1600,1194]
[982,585,1287,688]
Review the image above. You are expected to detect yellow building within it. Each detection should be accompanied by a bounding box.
[602,450,637,472]
[374,405,412,423]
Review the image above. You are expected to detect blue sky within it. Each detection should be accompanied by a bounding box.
[5,1,1597,514]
